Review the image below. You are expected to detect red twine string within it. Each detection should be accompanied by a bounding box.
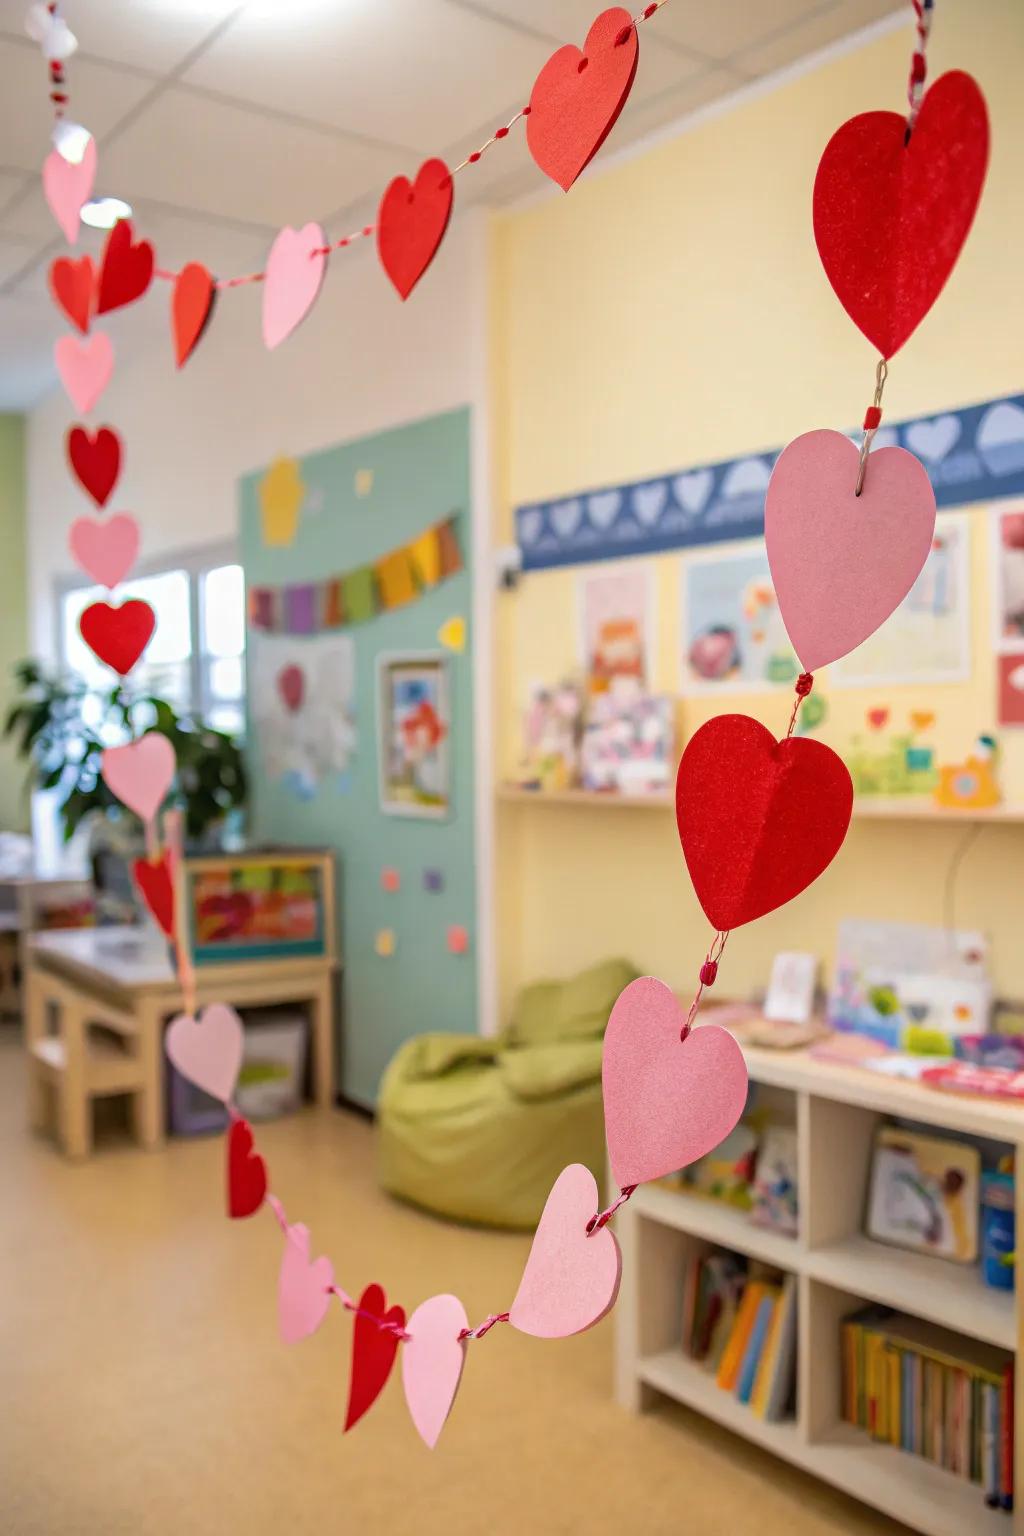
[906,0,934,138]
[786,672,814,739]
[586,1184,637,1235]
[458,1312,510,1341]
[681,930,730,1040]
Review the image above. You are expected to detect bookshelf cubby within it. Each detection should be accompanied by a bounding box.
[614,1038,1024,1536]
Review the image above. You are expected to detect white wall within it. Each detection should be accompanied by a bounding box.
[24,207,497,1032]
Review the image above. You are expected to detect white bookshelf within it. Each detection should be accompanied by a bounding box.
[614,1040,1024,1536]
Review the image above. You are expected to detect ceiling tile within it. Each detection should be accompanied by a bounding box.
[446,1,706,61]
[0,168,32,210]
[651,0,827,62]
[19,0,245,75]
[0,40,154,173]
[734,0,904,78]
[595,67,747,153]
[96,89,404,230]
[182,0,556,153]
[0,236,46,287]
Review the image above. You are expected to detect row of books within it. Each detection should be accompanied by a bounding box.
[842,1306,1014,1512]
[681,1252,797,1422]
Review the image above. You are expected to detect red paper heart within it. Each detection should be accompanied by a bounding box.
[676,714,853,930]
[96,218,155,316]
[132,852,175,938]
[527,7,638,192]
[49,254,95,334]
[66,424,121,507]
[79,598,155,676]
[172,262,216,368]
[813,70,988,358]
[226,1117,268,1220]
[345,1283,406,1433]
[377,159,453,301]
[276,664,304,713]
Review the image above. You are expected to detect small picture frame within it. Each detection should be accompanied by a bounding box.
[376,652,451,819]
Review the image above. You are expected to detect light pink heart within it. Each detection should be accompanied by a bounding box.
[165,1003,244,1104]
[69,512,139,590]
[278,1223,334,1344]
[401,1293,468,1448]
[55,331,114,414]
[765,428,937,672]
[509,1163,621,1340]
[43,138,97,244]
[101,733,175,824]
[602,977,748,1189]
[261,223,326,350]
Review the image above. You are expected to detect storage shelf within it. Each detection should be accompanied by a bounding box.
[805,1235,1016,1352]
[498,786,672,809]
[638,1350,800,1456]
[633,1183,800,1269]
[497,785,1024,823]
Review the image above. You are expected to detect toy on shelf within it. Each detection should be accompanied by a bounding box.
[866,1124,980,1263]
[829,919,991,1052]
[579,681,674,796]
[845,708,937,798]
[750,1126,799,1237]
[934,732,1002,810]
[517,680,584,792]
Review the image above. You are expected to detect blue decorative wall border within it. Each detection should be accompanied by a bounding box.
[514,393,1024,572]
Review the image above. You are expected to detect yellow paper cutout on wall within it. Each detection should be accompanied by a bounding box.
[259,457,305,548]
[355,468,374,498]
[438,616,466,653]
[409,526,441,588]
[375,928,396,958]
[375,548,417,610]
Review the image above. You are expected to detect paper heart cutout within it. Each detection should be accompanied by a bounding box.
[133,852,175,938]
[42,139,96,244]
[676,714,853,931]
[172,262,216,368]
[96,218,155,316]
[602,977,748,1188]
[437,616,465,653]
[377,158,453,301]
[55,332,114,414]
[632,482,667,526]
[509,1163,621,1339]
[79,598,155,676]
[101,732,175,823]
[551,498,582,538]
[276,664,304,713]
[905,415,961,463]
[49,253,95,333]
[166,1002,244,1104]
[813,70,989,357]
[587,491,621,528]
[527,8,639,192]
[227,1116,268,1220]
[673,469,714,514]
[262,224,326,350]
[69,513,139,590]
[765,429,936,671]
[66,424,121,506]
[345,1283,406,1432]
[278,1223,335,1344]
[402,1294,468,1449]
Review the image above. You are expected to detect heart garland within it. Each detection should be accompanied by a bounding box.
[42,137,96,244]
[101,733,176,825]
[54,332,114,414]
[172,263,216,368]
[345,1284,406,1432]
[526,8,639,192]
[96,218,155,316]
[68,513,139,590]
[49,254,94,334]
[377,159,454,301]
[227,1117,268,1219]
[262,224,327,350]
[66,425,122,506]
[132,852,175,938]
[79,598,155,676]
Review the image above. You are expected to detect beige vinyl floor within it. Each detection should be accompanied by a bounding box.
[0,1026,912,1536]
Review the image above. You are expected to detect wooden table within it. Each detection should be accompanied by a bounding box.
[24,925,337,1158]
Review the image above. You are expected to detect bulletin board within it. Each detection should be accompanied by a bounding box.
[239,407,476,1107]
[508,393,1024,807]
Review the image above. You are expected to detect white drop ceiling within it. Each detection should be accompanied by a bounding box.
[0,0,902,409]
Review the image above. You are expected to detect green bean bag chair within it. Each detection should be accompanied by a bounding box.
[377,958,638,1230]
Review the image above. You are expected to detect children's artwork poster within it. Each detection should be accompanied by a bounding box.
[188,859,326,963]
[250,633,357,800]
[831,514,970,687]
[998,654,1024,727]
[577,563,653,693]
[680,546,798,693]
[991,506,1024,651]
[377,653,450,818]
[844,707,939,798]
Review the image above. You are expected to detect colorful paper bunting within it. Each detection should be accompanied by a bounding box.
[79,597,155,676]
[602,977,748,1188]
[765,429,937,672]
[508,1164,621,1339]
[377,158,454,301]
[374,547,417,611]
[262,224,327,350]
[813,70,989,358]
[166,1004,244,1105]
[227,1117,268,1220]
[171,262,216,368]
[101,733,175,825]
[42,137,96,244]
[527,8,639,192]
[675,714,853,931]
[48,252,94,333]
[95,219,155,316]
[54,331,114,414]
[66,424,121,507]
[345,1284,406,1432]
[69,512,139,590]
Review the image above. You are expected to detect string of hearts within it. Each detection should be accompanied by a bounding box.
[63,0,991,1451]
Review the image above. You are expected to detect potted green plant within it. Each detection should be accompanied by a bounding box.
[4,658,247,848]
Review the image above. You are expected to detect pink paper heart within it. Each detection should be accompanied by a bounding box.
[165,1003,244,1104]
[401,1293,468,1448]
[509,1164,621,1339]
[765,428,937,672]
[54,331,114,414]
[261,223,327,350]
[101,733,175,824]
[278,1223,334,1344]
[69,512,139,590]
[602,977,748,1189]
[43,138,97,244]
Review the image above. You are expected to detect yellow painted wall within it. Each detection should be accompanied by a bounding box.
[490,0,1024,1017]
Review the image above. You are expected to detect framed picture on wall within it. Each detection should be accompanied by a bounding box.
[376,652,451,818]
